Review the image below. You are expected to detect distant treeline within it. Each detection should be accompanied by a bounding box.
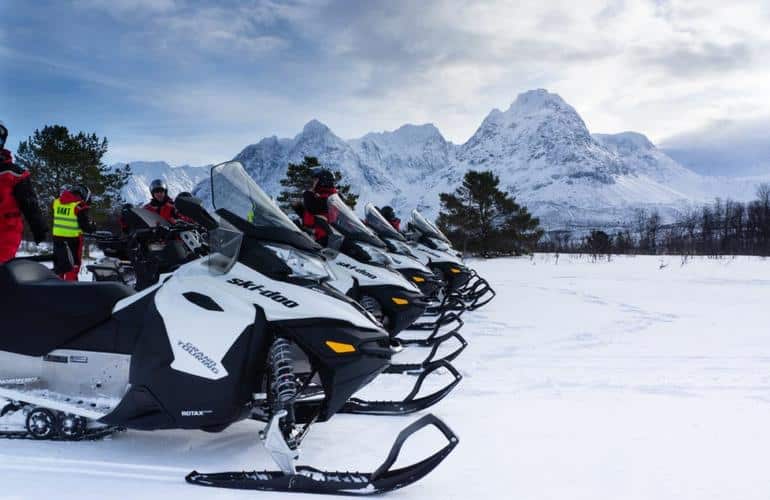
[540,184,770,257]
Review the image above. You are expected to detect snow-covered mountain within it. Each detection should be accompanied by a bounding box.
[115,161,209,205]
[188,89,768,230]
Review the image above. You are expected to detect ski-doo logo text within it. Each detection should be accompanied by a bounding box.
[227,278,299,308]
[177,341,220,374]
[336,262,377,280]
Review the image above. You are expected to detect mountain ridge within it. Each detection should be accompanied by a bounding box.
[117,90,770,230]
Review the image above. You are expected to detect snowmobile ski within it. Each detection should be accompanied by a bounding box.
[386,331,468,374]
[185,413,458,495]
[291,359,462,416]
[340,360,462,415]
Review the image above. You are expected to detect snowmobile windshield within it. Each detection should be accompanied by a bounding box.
[387,237,418,258]
[127,206,171,228]
[210,161,302,235]
[326,194,386,248]
[206,215,243,275]
[410,210,451,244]
[364,203,406,242]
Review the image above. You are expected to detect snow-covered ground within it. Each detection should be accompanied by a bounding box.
[2,254,770,499]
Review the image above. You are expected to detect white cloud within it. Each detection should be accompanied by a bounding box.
[64,0,770,162]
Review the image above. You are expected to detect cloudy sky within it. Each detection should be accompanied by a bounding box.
[2,0,769,166]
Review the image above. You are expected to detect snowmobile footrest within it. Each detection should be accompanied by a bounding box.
[185,414,458,495]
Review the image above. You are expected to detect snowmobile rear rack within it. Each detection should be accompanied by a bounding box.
[185,413,458,495]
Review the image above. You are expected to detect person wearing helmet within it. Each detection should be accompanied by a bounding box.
[52,184,96,280]
[143,178,178,223]
[174,192,196,223]
[0,121,48,263]
[379,206,401,231]
[301,167,337,245]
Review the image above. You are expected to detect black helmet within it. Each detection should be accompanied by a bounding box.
[380,206,396,221]
[150,178,167,194]
[0,121,7,149]
[176,191,192,199]
[71,184,91,203]
[311,167,335,189]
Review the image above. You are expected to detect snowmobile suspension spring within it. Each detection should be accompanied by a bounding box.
[268,338,297,407]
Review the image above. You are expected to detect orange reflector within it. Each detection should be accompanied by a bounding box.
[450,268,462,274]
[391,297,409,305]
[325,341,356,354]
[412,276,426,283]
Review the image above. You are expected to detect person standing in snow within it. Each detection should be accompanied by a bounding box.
[379,206,401,231]
[0,122,48,263]
[300,167,337,245]
[143,179,178,224]
[52,184,96,280]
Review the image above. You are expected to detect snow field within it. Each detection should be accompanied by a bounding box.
[2,254,769,499]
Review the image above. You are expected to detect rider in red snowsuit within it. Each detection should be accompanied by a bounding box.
[379,206,401,231]
[302,168,337,245]
[143,179,178,224]
[0,124,47,262]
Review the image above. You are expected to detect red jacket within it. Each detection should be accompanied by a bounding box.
[302,186,337,243]
[143,196,177,223]
[0,159,28,237]
[1,150,48,261]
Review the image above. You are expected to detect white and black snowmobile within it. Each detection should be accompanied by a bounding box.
[302,194,466,375]
[362,204,468,368]
[405,209,496,311]
[87,204,207,290]
[0,161,458,495]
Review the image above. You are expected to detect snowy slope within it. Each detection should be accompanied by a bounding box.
[231,120,396,209]
[2,255,770,499]
[114,161,210,205]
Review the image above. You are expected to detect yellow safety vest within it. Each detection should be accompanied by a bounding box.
[52,198,82,238]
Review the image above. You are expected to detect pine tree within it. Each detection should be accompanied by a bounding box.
[15,125,131,219]
[586,230,611,255]
[276,156,358,212]
[436,170,543,257]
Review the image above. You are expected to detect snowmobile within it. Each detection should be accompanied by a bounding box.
[405,209,496,311]
[302,194,466,375]
[0,161,458,495]
[87,204,207,290]
[362,204,469,365]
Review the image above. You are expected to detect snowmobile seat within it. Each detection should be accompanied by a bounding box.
[0,260,134,357]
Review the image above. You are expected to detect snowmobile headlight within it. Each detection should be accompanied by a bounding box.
[412,276,426,283]
[450,267,462,274]
[265,244,335,281]
[391,297,409,305]
[357,242,393,267]
[325,340,356,354]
